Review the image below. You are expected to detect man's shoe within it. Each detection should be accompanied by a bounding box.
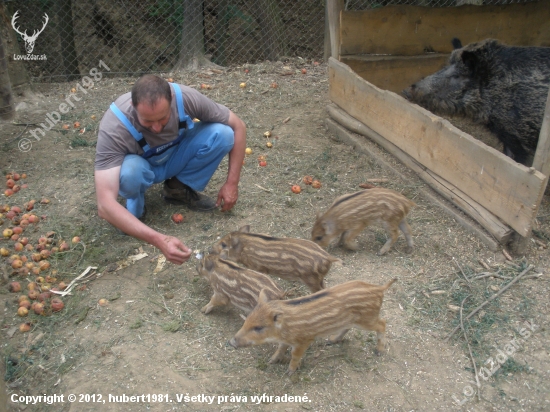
[163,179,217,211]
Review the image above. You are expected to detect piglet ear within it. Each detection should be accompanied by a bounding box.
[239,225,251,233]
[321,219,336,236]
[258,289,272,304]
[204,255,215,271]
[230,234,241,249]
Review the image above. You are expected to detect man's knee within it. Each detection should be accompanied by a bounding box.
[197,124,234,158]
[119,155,154,196]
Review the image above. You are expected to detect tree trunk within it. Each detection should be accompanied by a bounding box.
[251,0,284,61]
[54,0,80,81]
[0,4,30,91]
[176,0,210,70]
[0,24,14,120]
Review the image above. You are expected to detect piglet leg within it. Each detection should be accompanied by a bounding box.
[201,292,230,314]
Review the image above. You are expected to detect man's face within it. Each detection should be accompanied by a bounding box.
[134,97,171,134]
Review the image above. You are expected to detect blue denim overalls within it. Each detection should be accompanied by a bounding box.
[110,84,235,218]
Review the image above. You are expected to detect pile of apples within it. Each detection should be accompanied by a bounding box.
[4,172,28,197]
[1,172,78,331]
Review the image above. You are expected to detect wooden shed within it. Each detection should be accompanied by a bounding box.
[325,0,550,252]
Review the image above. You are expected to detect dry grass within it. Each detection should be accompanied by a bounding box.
[1,59,549,411]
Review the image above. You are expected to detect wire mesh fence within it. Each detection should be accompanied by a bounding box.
[0,0,542,82]
[345,0,540,8]
[1,0,326,82]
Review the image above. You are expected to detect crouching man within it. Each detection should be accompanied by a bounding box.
[94,74,246,264]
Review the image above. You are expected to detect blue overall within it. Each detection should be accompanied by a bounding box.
[110,84,234,218]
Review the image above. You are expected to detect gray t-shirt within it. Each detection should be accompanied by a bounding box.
[95,83,230,171]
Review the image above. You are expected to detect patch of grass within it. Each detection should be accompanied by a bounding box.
[353,401,365,409]
[255,357,268,371]
[162,320,181,332]
[70,136,95,147]
[495,358,531,377]
[130,319,143,329]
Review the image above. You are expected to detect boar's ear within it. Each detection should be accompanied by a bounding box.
[258,289,272,304]
[239,225,251,233]
[461,49,490,85]
[273,313,283,325]
[204,255,215,271]
[321,219,336,236]
[219,249,229,260]
[451,38,462,50]
[230,235,242,249]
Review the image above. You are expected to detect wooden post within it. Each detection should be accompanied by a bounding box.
[0,25,14,121]
[326,0,343,61]
[510,88,550,254]
[532,88,550,179]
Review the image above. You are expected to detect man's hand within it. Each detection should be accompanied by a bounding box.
[216,181,238,212]
[219,111,246,212]
[157,235,192,264]
[95,167,192,264]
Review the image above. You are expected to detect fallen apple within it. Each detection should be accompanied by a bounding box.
[17,306,29,317]
[51,297,64,312]
[19,323,31,333]
[172,213,184,224]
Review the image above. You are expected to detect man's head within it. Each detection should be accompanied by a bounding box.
[131,75,172,134]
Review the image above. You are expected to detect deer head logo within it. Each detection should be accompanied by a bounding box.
[11,11,49,54]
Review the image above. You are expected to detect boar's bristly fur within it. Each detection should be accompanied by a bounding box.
[312,188,415,255]
[403,38,550,165]
[196,253,283,315]
[210,225,342,292]
[229,279,396,374]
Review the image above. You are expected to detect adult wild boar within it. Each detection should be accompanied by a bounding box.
[403,38,550,165]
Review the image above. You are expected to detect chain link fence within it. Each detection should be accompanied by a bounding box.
[0,0,541,82]
[345,0,539,8]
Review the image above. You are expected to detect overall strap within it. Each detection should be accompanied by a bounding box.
[170,83,194,133]
[109,102,151,152]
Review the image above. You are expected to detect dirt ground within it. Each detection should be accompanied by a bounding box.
[1,60,549,412]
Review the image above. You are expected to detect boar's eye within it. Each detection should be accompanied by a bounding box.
[253,326,264,333]
[220,242,227,248]
[315,236,323,241]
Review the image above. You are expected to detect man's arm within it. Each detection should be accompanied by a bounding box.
[95,167,192,264]
[216,110,246,212]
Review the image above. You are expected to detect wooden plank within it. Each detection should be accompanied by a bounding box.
[341,54,449,94]
[327,0,344,60]
[325,117,500,252]
[326,104,512,244]
[340,1,550,56]
[329,57,546,236]
[533,89,550,180]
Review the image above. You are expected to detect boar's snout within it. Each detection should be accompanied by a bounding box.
[228,338,241,348]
